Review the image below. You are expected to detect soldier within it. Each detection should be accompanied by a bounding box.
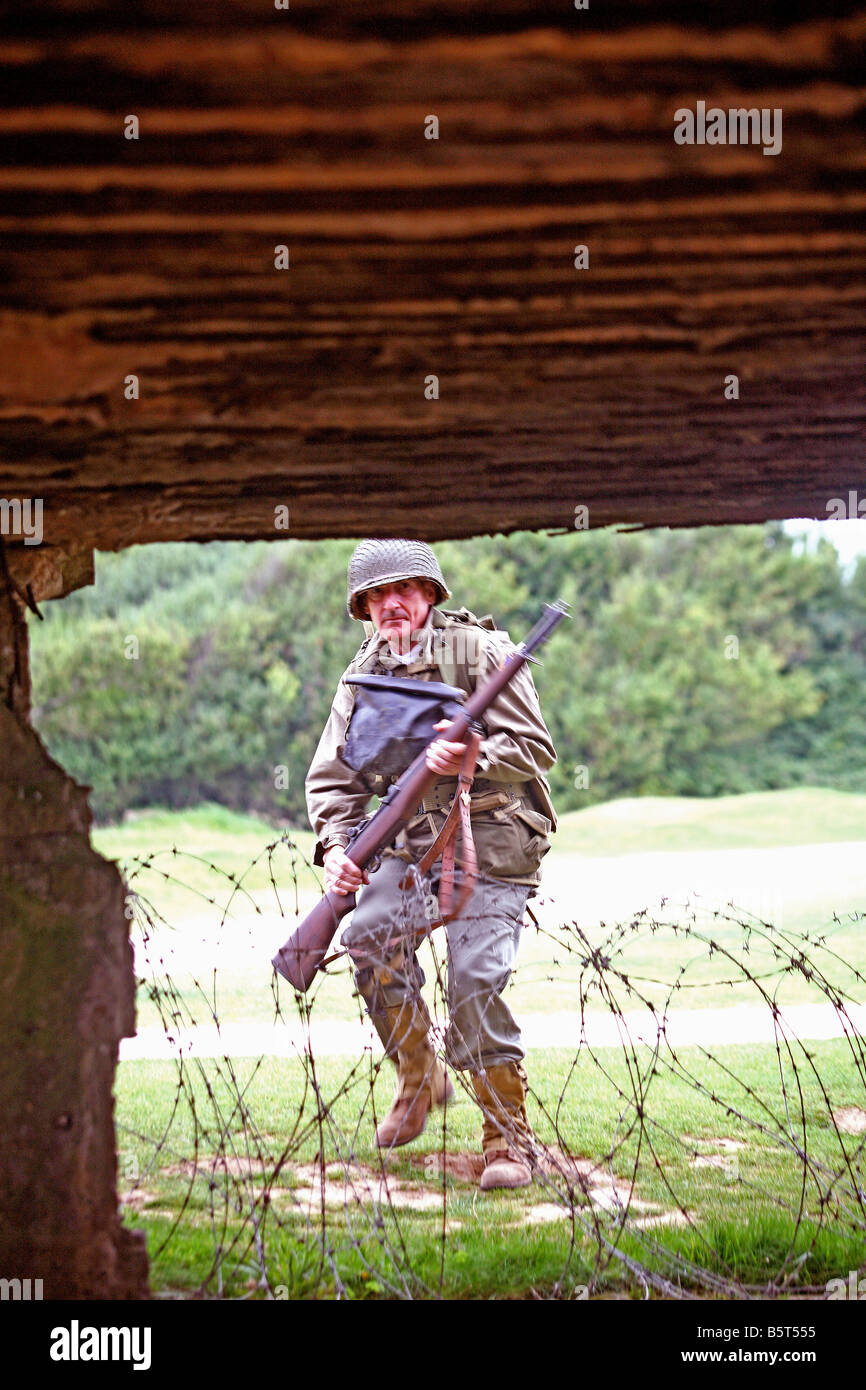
[305,539,557,1190]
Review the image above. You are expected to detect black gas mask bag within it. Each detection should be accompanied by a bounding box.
[342,674,466,782]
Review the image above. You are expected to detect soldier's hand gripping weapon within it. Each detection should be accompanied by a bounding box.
[272,599,571,991]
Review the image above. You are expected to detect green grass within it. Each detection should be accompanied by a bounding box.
[115,1040,866,1299]
[98,791,866,1028]
[96,786,866,881]
[553,787,866,857]
[102,792,866,1297]
[95,802,321,909]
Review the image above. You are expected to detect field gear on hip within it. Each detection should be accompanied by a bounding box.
[347,538,450,619]
[407,722,482,921]
[340,666,484,923]
[471,1061,535,1190]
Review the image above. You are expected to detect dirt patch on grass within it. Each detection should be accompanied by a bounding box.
[405,1151,484,1182]
[131,1147,683,1229]
[273,1162,446,1214]
[405,1146,605,1189]
[162,1156,270,1180]
[833,1106,866,1134]
[682,1135,745,1152]
[405,1147,683,1227]
[684,1135,745,1173]
[119,1186,160,1210]
[523,1201,687,1231]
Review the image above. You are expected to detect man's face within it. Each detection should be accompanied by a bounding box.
[361,578,437,653]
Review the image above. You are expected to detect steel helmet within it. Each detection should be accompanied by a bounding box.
[347,538,451,619]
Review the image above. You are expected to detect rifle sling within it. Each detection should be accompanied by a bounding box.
[413,727,481,920]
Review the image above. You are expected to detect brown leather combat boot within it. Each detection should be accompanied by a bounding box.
[480,1148,532,1190]
[374,1000,453,1149]
[471,1062,534,1190]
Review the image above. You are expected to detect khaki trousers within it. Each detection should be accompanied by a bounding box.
[341,854,529,1072]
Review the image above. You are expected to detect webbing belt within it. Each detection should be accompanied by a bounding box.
[417,779,522,816]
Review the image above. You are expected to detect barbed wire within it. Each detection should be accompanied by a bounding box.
[115,831,866,1300]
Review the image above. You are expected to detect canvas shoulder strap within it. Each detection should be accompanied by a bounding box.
[348,628,384,674]
[338,632,383,727]
[433,607,502,691]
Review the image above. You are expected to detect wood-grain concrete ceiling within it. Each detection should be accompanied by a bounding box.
[1,0,864,552]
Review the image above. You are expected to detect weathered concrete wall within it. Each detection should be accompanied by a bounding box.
[0,579,148,1298]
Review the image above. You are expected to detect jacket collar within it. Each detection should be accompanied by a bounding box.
[362,607,442,673]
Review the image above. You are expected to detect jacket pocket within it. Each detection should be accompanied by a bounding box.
[462,803,551,878]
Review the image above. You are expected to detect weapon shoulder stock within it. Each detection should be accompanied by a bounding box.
[272,890,354,992]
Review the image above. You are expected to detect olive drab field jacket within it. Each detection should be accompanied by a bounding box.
[305,606,558,886]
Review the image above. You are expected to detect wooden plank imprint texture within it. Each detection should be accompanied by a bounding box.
[0,1,864,546]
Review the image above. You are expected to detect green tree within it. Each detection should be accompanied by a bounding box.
[27,525,863,825]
